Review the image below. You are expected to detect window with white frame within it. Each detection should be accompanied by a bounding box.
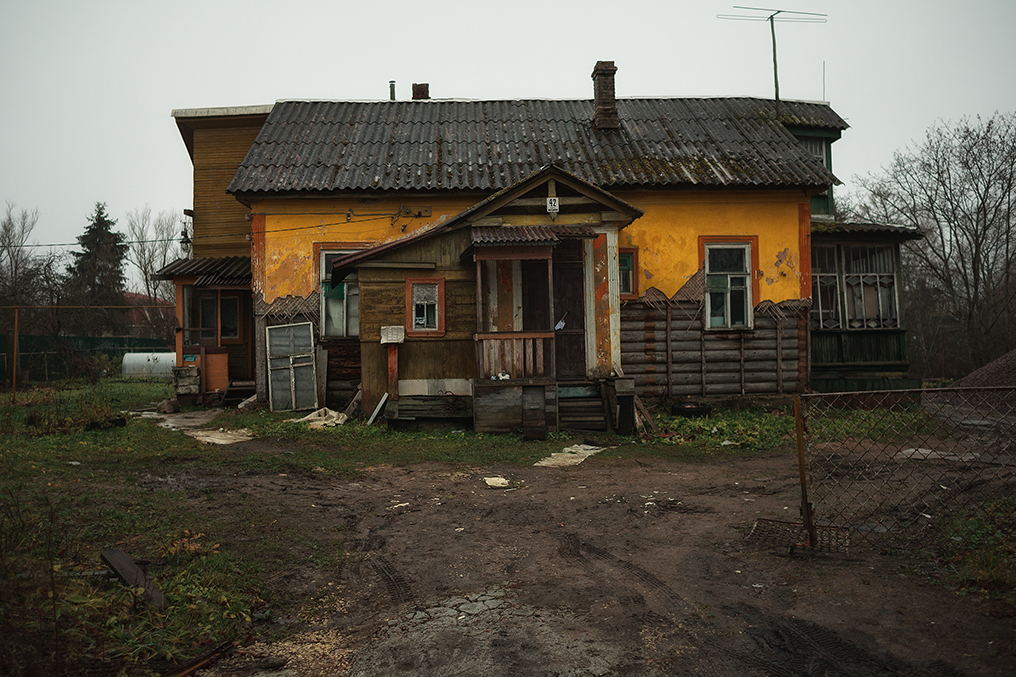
[705,244,752,329]
[412,282,438,329]
[809,244,899,330]
[320,251,359,338]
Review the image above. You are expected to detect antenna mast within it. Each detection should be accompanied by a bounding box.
[718,6,827,119]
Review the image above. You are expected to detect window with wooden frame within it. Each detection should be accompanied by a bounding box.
[811,244,841,329]
[702,241,755,329]
[405,277,445,337]
[319,250,359,338]
[618,248,638,299]
[809,244,900,330]
[184,289,244,345]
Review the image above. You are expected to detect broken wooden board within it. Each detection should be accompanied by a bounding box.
[100,548,166,608]
[163,640,237,677]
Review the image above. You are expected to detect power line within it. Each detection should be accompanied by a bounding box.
[6,213,413,250]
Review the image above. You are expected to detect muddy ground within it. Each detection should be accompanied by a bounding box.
[195,442,1013,677]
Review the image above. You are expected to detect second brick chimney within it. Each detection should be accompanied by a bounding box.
[412,83,430,100]
[591,61,618,130]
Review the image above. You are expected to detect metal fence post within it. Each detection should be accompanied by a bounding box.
[794,396,816,547]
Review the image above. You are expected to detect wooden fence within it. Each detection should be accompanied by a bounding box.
[620,299,807,398]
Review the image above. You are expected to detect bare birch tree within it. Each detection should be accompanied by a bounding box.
[126,206,180,300]
[854,112,1016,376]
[125,206,182,340]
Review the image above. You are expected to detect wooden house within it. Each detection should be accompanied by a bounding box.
[327,165,642,433]
[159,61,918,423]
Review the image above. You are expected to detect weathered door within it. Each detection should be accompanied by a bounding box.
[266,322,318,411]
[553,240,586,379]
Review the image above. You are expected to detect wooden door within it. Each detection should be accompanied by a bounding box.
[553,240,586,379]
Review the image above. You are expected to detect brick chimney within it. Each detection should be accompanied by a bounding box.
[591,61,618,130]
[412,83,430,100]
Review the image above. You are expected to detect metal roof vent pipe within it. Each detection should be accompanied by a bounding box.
[389,80,396,101]
[412,83,430,100]
[591,61,619,130]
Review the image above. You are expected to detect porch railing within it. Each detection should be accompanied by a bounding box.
[476,331,554,380]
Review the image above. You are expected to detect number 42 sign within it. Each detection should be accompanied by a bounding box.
[546,197,560,213]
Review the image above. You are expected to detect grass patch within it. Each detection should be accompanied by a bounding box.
[633,403,797,459]
[0,378,173,436]
[938,495,1016,613]
[2,380,1009,672]
[806,405,942,443]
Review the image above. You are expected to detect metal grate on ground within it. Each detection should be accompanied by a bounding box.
[748,519,851,554]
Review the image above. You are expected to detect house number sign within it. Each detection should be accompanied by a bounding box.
[546,197,560,213]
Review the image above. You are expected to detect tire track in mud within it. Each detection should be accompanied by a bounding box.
[369,556,416,605]
[554,534,962,677]
[556,532,690,615]
[710,604,967,677]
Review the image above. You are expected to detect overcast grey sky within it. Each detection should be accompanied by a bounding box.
[2,0,1014,252]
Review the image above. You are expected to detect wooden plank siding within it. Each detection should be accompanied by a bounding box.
[191,125,263,258]
[620,299,806,397]
[356,229,476,413]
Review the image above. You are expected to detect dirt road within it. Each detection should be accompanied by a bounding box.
[201,448,1012,676]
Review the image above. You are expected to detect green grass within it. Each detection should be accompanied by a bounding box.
[806,405,942,444]
[3,379,1007,673]
[938,495,1016,612]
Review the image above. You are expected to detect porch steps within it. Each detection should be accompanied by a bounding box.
[558,396,609,432]
[222,380,256,406]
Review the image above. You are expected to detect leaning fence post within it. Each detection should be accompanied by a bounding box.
[794,396,817,547]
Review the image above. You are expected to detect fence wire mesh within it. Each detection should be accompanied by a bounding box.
[795,387,1015,551]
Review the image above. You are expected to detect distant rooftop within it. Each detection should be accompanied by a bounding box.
[171,104,274,119]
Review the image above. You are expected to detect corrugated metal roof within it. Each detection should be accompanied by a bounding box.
[471,225,597,245]
[811,221,923,240]
[229,98,846,195]
[154,256,251,285]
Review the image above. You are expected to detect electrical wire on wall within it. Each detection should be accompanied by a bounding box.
[10,213,422,251]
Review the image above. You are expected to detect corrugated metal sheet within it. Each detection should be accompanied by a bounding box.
[228,98,846,195]
[811,221,922,240]
[470,225,596,245]
[154,256,251,285]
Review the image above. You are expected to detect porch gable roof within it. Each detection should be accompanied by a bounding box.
[329,165,642,285]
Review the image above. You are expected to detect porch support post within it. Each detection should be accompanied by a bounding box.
[546,257,556,378]
[475,258,483,377]
[255,312,268,402]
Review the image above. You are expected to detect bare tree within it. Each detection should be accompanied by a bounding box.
[854,112,1016,376]
[0,202,41,307]
[126,206,180,300]
[125,206,183,340]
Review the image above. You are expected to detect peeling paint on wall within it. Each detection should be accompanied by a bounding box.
[252,196,477,305]
[614,189,810,304]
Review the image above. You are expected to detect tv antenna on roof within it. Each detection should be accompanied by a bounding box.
[718,6,827,119]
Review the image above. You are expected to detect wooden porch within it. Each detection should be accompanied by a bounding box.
[475,331,555,380]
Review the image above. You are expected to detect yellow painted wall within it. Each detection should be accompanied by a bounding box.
[615,189,811,303]
[249,188,811,306]
[249,195,481,303]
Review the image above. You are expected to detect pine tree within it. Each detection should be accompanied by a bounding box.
[65,202,128,335]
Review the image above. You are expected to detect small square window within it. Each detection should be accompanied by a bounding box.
[405,277,445,337]
[413,283,439,329]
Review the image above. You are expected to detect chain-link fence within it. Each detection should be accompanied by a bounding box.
[758,387,1015,553]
